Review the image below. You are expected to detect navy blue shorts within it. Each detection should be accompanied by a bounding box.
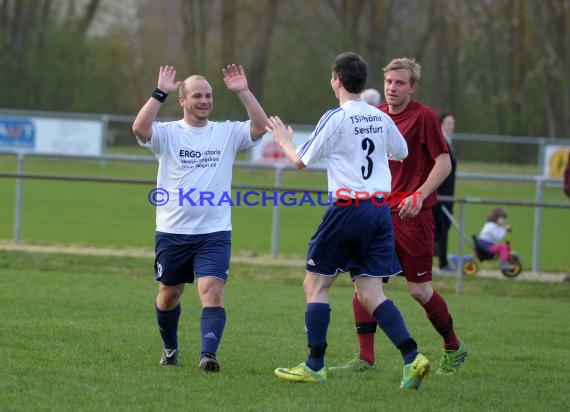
[153,231,231,286]
[305,198,402,279]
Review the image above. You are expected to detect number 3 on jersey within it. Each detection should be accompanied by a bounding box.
[361,137,375,180]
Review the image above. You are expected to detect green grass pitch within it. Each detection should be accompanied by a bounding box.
[1,251,568,411]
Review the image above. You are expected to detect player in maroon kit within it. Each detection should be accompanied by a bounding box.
[331,58,468,375]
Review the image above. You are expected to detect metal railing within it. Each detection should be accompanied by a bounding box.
[2,109,569,295]
[1,151,568,279]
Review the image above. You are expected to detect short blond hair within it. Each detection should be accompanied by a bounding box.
[383,58,421,85]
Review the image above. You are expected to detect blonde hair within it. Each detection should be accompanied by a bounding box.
[383,58,421,85]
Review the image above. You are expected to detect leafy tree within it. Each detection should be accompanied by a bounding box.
[0,0,129,113]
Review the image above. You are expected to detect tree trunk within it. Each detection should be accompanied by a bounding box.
[0,0,10,37]
[220,0,236,66]
[364,0,386,89]
[248,0,280,100]
[36,0,51,53]
[508,0,526,135]
[479,2,507,134]
[180,0,210,72]
[432,0,446,114]
[562,0,570,138]
[413,2,436,63]
[75,0,100,35]
[10,0,33,77]
[337,0,366,49]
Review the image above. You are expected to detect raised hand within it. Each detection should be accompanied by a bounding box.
[157,65,180,94]
[222,64,248,93]
[265,116,294,147]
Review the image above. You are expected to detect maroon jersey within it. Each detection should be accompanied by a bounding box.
[379,101,449,211]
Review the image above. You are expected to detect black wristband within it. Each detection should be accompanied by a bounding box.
[151,88,168,103]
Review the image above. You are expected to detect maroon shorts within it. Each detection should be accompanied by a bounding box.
[392,208,435,283]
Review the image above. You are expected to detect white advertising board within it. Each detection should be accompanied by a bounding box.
[0,115,104,156]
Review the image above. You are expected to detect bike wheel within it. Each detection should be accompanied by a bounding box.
[462,259,479,276]
[502,255,522,278]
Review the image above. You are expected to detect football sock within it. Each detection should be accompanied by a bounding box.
[374,300,418,364]
[305,302,330,371]
[200,307,226,357]
[422,291,460,350]
[156,304,180,350]
[352,293,377,365]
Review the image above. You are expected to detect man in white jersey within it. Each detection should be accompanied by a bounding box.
[132,64,268,371]
[266,52,430,389]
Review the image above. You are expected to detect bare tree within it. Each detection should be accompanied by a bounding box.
[0,0,10,37]
[432,0,447,113]
[544,0,570,138]
[36,0,52,53]
[507,0,530,134]
[364,0,390,88]
[221,0,236,65]
[180,0,211,72]
[445,2,462,114]
[75,0,101,35]
[247,0,280,99]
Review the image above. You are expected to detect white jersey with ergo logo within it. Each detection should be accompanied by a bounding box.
[138,119,258,234]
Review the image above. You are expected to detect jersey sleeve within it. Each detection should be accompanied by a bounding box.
[296,109,343,166]
[231,120,262,152]
[385,115,408,160]
[137,121,167,155]
[422,109,448,160]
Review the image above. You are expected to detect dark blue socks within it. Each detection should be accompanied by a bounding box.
[305,302,330,371]
[156,304,181,350]
[373,299,418,364]
[157,305,226,358]
[200,307,226,357]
